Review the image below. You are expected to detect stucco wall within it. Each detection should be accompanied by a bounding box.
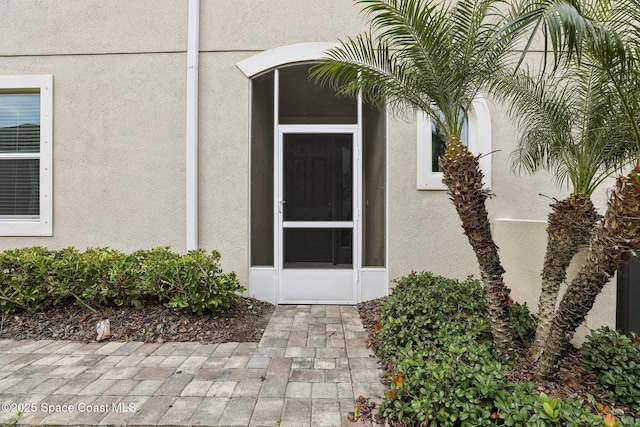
[386,118,481,283]
[0,54,186,252]
[200,0,368,52]
[198,52,253,282]
[0,0,186,55]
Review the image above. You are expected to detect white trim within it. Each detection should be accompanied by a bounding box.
[279,269,355,304]
[278,124,358,134]
[249,267,277,304]
[360,268,388,301]
[236,42,337,77]
[186,0,200,250]
[283,221,354,228]
[0,74,53,236]
[417,95,492,190]
[356,91,363,302]
[273,69,280,302]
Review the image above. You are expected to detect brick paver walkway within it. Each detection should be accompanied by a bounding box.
[0,305,385,426]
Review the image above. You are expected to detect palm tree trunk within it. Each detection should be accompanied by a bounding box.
[536,168,640,379]
[530,195,599,361]
[440,140,514,357]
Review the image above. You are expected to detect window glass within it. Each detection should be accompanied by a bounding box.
[0,93,41,219]
[0,159,39,217]
[278,64,357,124]
[431,109,468,173]
[0,94,40,153]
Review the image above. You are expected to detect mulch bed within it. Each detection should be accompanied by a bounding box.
[0,296,275,344]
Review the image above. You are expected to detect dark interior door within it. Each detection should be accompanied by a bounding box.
[617,256,640,335]
[282,133,352,267]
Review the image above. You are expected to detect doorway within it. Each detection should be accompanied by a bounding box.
[247,60,387,304]
[278,127,358,303]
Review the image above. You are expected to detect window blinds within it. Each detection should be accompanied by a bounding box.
[0,93,41,218]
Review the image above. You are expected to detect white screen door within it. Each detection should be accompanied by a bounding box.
[277,126,358,303]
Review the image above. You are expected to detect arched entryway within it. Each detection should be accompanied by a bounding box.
[238,45,387,304]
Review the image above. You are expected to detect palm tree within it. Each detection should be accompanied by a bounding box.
[508,0,640,379]
[312,0,523,356]
[492,64,633,362]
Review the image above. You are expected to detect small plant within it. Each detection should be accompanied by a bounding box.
[539,393,560,423]
[580,327,640,411]
[0,246,55,313]
[510,301,538,347]
[140,247,244,314]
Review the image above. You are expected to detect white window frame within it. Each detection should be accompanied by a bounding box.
[417,94,491,190]
[0,75,53,236]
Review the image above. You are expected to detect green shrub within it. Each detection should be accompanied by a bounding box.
[510,301,537,347]
[378,273,501,425]
[49,247,144,309]
[580,327,640,411]
[493,385,616,427]
[140,247,244,314]
[0,246,243,314]
[0,246,55,313]
[378,272,491,361]
[376,271,634,426]
[380,343,506,426]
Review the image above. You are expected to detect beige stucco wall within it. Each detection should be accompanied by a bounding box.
[0,0,186,55]
[0,54,186,253]
[200,0,368,52]
[198,52,253,281]
[0,0,621,334]
[386,117,481,282]
[1,1,187,255]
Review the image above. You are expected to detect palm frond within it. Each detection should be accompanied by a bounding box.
[496,57,633,191]
[314,0,518,143]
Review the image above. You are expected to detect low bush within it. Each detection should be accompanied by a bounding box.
[139,247,242,314]
[580,327,640,411]
[376,271,637,426]
[0,246,56,313]
[50,247,144,309]
[0,246,244,314]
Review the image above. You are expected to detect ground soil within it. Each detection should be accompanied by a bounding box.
[0,296,275,344]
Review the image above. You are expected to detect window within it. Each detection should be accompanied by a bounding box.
[417,95,491,190]
[0,75,53,236]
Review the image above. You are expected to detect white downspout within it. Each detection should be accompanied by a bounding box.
[186,0,200,250]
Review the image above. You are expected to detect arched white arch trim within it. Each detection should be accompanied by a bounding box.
[417,94,492,190]
[236,42,338,77]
